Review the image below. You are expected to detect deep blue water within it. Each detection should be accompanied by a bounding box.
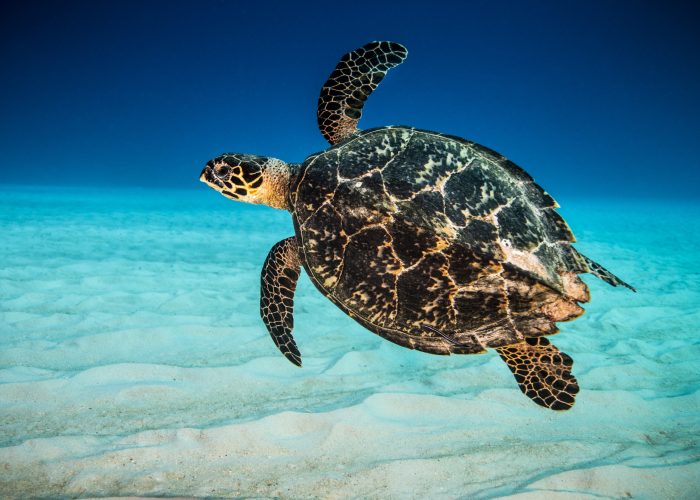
[1,1,699,198]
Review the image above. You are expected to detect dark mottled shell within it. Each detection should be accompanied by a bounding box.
[291,126,586,354]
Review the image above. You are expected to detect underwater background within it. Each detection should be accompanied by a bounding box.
[1,1,699,497]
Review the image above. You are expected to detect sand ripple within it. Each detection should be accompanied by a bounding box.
[1,188,698,497]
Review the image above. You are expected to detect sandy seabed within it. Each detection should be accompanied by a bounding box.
[1,187,698,498]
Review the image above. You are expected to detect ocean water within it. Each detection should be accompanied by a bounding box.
[0,186,698,498]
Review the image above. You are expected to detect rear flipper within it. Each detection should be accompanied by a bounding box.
[495,337,579,411]
[571,249,636,292]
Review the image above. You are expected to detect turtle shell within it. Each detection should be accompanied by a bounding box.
[290,126,588,355]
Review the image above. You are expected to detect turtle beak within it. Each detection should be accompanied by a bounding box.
[199,165,211,183]
[200,165,224,189]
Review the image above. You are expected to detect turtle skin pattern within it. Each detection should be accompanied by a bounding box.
[496,337,579,410]
[291,126,590,356]
[260,237,302,366]
[317,41,408,145]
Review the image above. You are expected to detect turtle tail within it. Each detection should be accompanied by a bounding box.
[567,248,636,292]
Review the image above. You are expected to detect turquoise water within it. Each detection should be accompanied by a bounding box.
[1,186,698,497]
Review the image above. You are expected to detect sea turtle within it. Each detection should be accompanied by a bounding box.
[200,41,634,410]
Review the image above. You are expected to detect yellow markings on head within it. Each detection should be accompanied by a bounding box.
[223,164,263,197]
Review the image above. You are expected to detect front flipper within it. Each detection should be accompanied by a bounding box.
[318,41,408,144]
[260,237,302,366]
[496,337,579,411]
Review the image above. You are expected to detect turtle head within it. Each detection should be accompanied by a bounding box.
[200,154,291,210]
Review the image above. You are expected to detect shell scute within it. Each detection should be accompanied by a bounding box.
[334,226,400,327]
[295,155,338,214]
[455,219,502,259]
[443,241,500,286]
[388,218,439,267]
[396,251,455,329]
[333,171,391,234]
[301,202,347,290]
[383,134,462,199]
[496,198,545,251]
[443,160,514,218]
